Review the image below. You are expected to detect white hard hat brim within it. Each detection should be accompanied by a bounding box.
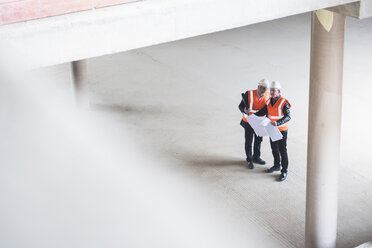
[270,81,281,90]
[258,79,269,88]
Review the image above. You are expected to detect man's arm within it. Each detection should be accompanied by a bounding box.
[276,102,291,126]
[239,92,248,113]
[254,105,268,116]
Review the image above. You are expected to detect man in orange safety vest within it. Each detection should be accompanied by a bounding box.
[254,81,291,181]
[239,79,270,169]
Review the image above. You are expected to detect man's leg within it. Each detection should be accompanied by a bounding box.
[267,138,281,173]
[253,134,265,164]
[279,131,288,173]
[278,131,288,181]
[244,124,254,169]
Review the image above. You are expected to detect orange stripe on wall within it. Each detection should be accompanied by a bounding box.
[0,0,139,25]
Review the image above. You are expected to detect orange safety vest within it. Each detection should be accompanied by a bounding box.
[267,96,291,131]
[242,89,270,123]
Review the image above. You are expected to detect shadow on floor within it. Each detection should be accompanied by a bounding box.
[91,103,166,115]
[176,154,247,168]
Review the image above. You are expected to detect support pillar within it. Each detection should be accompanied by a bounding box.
[71,60,88,107]
[305,11,345,248]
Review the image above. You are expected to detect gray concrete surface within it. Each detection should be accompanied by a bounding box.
[31,13,372,247]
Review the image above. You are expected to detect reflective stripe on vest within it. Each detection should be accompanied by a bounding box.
[249,90,253,112]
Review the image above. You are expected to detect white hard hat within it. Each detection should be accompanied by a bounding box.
[258,79,269,88]
[270,81,282,90]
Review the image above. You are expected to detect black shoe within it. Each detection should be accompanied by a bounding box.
[267,166,280,173]
[279,172,287,181]
[253,157,266,165]
[247,161,254,169]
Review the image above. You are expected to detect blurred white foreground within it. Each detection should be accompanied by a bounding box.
[0,62,285,248]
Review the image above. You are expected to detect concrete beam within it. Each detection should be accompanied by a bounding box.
[71,60,89,108]
[328,0,372,19]
[0,0,359,68]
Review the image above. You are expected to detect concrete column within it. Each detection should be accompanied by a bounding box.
[305,11,345,248]
[71,59,89,107]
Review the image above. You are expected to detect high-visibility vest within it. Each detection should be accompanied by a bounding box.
[267,96,291,131]
[242,89,270,123]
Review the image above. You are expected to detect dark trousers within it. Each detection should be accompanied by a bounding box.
[270,130,288,173]
[244,123,263,162]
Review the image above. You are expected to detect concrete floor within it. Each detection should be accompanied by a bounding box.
[3,13,372,248]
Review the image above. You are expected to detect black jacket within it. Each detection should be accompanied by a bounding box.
[238,91,250,128]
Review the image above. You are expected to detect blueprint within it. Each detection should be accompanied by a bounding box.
[244,114,283,142]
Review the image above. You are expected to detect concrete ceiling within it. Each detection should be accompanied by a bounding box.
[0,0,369,68]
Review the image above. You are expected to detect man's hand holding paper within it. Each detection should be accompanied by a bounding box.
[247,114,283,142]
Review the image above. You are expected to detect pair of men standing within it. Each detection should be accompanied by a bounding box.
[239,79,291,181]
